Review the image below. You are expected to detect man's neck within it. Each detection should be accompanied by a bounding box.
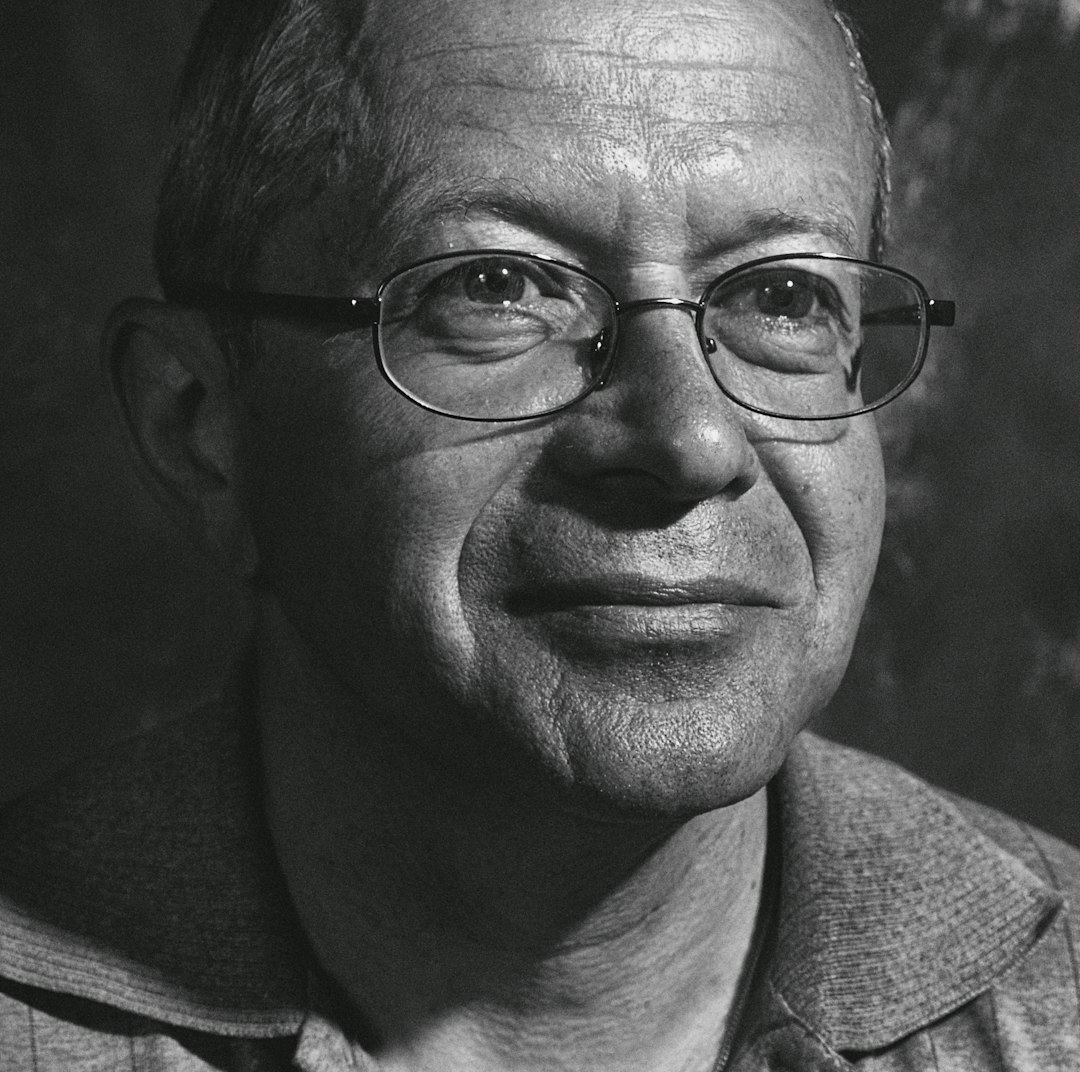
[256,604,769,1072]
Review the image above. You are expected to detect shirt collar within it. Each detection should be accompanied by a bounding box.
[0,698,1060,1055]
[767,732,1061,1055]
[0,686,309,1037]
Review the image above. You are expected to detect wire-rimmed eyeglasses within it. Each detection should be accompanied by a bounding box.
[175,249,955,422]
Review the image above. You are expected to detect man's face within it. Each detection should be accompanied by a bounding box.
[242,0,885,816]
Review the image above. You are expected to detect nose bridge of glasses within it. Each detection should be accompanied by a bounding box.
[606,295,712,373]
[616,296,705,319]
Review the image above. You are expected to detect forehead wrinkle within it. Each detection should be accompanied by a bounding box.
[348,0,872,275]
[387,0,846,77]
[394,39,799,77]
[398,66,855,190]
[426,63,838,120]
[367,4,868,177]
[386,5,852,130]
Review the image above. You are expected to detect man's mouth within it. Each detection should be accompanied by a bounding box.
[506,575,787,649]
[509,574,788,611]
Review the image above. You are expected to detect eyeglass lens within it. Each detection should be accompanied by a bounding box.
[378,254,611,420]
[376,252,928,421]
[702,259,926,420]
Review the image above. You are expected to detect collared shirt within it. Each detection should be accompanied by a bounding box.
[0,698,1077,1071]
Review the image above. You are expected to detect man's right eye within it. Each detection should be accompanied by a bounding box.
[459,259,529,305]
[398,257,591,346]
[423,257,550,310]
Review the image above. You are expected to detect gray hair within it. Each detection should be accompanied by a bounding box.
[155,0,380,299]
[830,4,893,262]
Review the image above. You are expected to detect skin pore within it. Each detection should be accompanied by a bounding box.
[221,0,887,1068]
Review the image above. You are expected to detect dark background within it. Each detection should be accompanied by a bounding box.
[3,1,1078,844]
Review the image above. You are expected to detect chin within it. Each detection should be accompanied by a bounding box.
[450,683,802,825]
[569,707,794,822]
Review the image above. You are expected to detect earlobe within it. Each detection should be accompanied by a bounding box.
[102,298,259,579]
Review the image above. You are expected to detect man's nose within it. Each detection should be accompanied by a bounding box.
[547,301,761,503]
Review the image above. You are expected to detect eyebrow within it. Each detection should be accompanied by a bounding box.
[371,182,864,270]
[372,182,584,265]
[692,210,863,260]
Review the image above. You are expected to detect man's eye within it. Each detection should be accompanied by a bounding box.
[429,257,545,308]
[733,269,847,327]
[752,275,817,319]
[704,265,860,377]
[379,253,608,370]
[400,256,591,349]
[461,260,529,305]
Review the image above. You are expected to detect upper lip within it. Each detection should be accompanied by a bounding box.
[509,575,789,612]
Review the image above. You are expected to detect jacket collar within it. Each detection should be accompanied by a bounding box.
[0,695,1060,1051]
[768,732,1060,1054]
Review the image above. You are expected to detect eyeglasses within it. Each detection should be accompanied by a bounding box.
[177,249,955,422]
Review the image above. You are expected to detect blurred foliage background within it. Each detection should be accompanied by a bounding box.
[2,0,1078,843]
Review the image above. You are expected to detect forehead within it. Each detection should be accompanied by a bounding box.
[352,0,875,269]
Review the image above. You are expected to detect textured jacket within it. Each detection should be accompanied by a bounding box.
[0,702,1077,1071]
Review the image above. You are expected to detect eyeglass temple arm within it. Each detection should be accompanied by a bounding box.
[861,299,956,328]
[170,287,381,327]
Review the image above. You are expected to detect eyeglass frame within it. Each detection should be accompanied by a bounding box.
[173,249,956,423]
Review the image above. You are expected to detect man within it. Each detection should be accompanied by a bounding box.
[0,0,1077,1068]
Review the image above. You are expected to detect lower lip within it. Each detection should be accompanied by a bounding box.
[520,601,767,650]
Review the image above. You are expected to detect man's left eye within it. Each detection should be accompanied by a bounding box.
[739,270,845,324]
[709,267,856,341]
[753,275,817,319]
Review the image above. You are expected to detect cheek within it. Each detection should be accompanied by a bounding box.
[242,350,542,685]
[757,418,885,612]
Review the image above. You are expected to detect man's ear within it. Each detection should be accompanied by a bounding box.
[102,298,258,579]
